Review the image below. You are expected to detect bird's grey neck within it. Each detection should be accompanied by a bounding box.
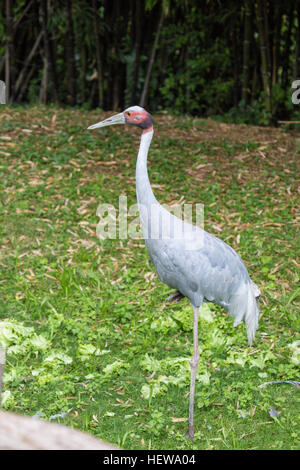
[136,129,157,207]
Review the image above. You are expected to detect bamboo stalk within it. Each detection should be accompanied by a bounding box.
[14,31,43,95]
[92,0,104,107]
[242,0,252,104]
[256,0,271,114]
[140,6,165,108]
[5,0,12,104]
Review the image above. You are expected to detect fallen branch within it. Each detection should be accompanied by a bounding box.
[278,121,300,124]
[259,380,300,388]
[0,410,119,450]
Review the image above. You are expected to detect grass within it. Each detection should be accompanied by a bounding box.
[0,105,299,450]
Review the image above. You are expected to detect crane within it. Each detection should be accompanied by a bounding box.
[88,106,260,438]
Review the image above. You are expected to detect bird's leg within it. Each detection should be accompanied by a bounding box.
[165,290,184,303]
[187,305,199,439]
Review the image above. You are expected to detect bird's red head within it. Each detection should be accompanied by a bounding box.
[87,106,153,134]
[124,106,153,133]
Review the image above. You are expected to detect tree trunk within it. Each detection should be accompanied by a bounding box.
[131,0,143,104]
[139,6,165,108]
[112,74,120,111]
[17,63,37,102]
[80,43,87,103]
[92,0,104,108]
[5,0,13,103]
[281,2,295,89]
[66,0,77,105]
[256,0,271,115]
[14,30,43,97]
[263,0,271,80]
[0,55,5,78]
[231,13,240,108]
[294,0,300,79]
[270,3,281,86]
[89,79,97,108]
[40,0,57,102]
[242,0,252,104]
[14,0,34,28]
[39,56,48,104]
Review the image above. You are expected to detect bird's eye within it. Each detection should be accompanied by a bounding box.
[126,112,131,116]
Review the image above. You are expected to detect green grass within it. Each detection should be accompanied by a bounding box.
[0,105,299,450]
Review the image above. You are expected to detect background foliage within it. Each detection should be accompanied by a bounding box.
[1,0,300,124]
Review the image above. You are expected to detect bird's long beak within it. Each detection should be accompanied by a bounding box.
[87,112,125,130]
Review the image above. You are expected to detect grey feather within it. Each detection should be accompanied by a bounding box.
[135,128,259,346]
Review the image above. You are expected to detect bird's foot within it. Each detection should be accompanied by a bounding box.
[185,427,194,440]
[165,290,184,303]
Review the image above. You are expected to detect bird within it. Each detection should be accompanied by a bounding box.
[88,105,260,439]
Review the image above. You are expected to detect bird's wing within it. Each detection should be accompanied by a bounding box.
[147,213,250,307]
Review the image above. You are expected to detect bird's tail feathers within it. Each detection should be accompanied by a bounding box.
[251,280,261,299]
[230,282,259,346]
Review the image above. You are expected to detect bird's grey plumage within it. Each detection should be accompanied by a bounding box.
[88,105,260,439]
[135,127,260,346]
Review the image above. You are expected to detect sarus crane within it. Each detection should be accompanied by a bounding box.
[88,106,260,438]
